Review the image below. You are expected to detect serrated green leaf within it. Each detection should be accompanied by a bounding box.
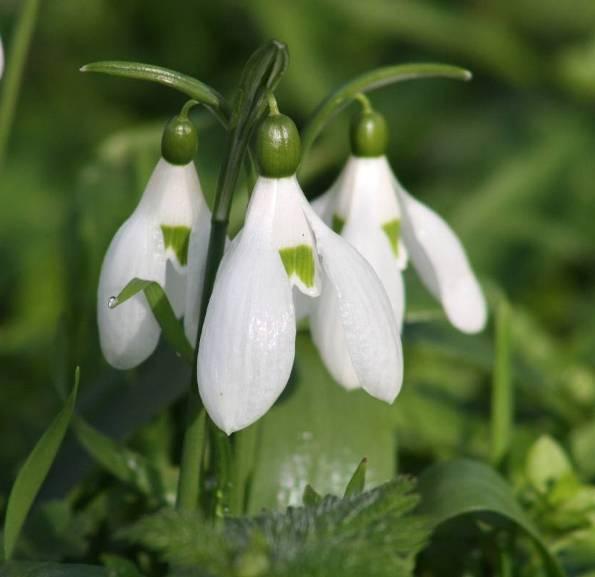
[80,61,230,127]
[74,417,174,505]
[300,63,471,162]
[101,554,146,577]
[3,372,79,560]
[302,485,322,507]
[418,459,565,577]
[344,458,367,497]
[110,277,194,364]
[0,562,106,577]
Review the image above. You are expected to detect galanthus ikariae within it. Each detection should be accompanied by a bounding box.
[98,105,211,369]
[197,107,403,434]
[313,99,487,335]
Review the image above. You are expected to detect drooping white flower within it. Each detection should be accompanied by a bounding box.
[98,158,210,369]
[314,154,487,334]
[198,174,403,435]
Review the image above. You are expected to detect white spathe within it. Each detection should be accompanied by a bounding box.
[98,159,210,369]
[198,175,403,434]
[315,155,487,335]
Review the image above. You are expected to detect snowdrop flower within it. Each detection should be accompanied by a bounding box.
[313,106,487,334]
[198,112,402,434]
[98,111,211,369]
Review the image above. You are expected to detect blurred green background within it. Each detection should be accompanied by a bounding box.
[1,0,594,514]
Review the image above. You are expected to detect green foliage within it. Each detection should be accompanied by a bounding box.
[111,277,194,364]
[3,373,79,560]
[120,477,429,577]
[0,562,106,577]
[418,459,564,577]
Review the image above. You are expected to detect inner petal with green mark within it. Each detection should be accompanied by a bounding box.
[332,214,345,235]
[382,219,401,257]
[161,225,191,266]
[279,244,316,289]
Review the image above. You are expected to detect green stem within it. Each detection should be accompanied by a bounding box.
[490,296,513,468]
[0,0,41,166]
[176,40,288,513]
[299,62,472,168]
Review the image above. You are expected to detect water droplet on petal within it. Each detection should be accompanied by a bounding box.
[107,296,117,309]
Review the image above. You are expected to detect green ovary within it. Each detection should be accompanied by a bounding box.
[279,245,316,288]
[161,225,191,266]
[382,219,401,257]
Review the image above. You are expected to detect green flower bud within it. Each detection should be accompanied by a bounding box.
[161,114,198,165]
[350,109,388,158]
[254,113,301,178]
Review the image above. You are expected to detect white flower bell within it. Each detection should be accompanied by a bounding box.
[314,107,487,335]
[198,113,403,434]
[98,113,211,369]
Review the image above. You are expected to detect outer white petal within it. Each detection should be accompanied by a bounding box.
[303,201,403,403]
[394,177,487,333]
[198,179,296,434]
[183,208,212,345]
[310,189,333,222]
[98,213,166,369]
[342,220,406,333]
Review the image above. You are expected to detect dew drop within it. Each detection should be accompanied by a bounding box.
[107,296,118,309]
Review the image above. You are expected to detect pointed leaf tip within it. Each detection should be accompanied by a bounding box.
[3,372,79,560]
[344,457,368,497]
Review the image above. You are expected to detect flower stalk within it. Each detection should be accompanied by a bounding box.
[175,41,289,513]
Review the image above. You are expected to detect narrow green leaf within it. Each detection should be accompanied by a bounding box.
[490,296,513,466]
[110,277,194,364]
[0,562,106,577]
[74,417,173,505]
[300,63,472,163]
[344,458,368,497]
[303,484,322,507]
[3,371,79,560]
[80,61,230,127]
[418,459,565,577]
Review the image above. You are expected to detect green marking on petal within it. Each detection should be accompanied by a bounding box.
[279,245,315,288]
[332,214,345,234]
[161,225,191,266]
[382,219,401,257]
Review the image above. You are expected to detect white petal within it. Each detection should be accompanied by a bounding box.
[342,219,406,332]
[197,182,296,434]
[394,178,487,333]
[304,202,403,403]
[310,189,332,221]
[266,176,321,297]
[98,213,166,369]
[183,209,212,345]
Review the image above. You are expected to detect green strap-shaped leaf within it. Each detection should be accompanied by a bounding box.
[74,417,173,505]
[344,457,368,497]
[80,61,230,127]
[110,277,194,364]
[300,63,472,163]
[3,371,79,560]
[0,562,106,577]
[418,459,565,577]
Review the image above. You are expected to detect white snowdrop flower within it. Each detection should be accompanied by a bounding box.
[198,113,402,434]
[314,107,487,335]
[98,113,211,369]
